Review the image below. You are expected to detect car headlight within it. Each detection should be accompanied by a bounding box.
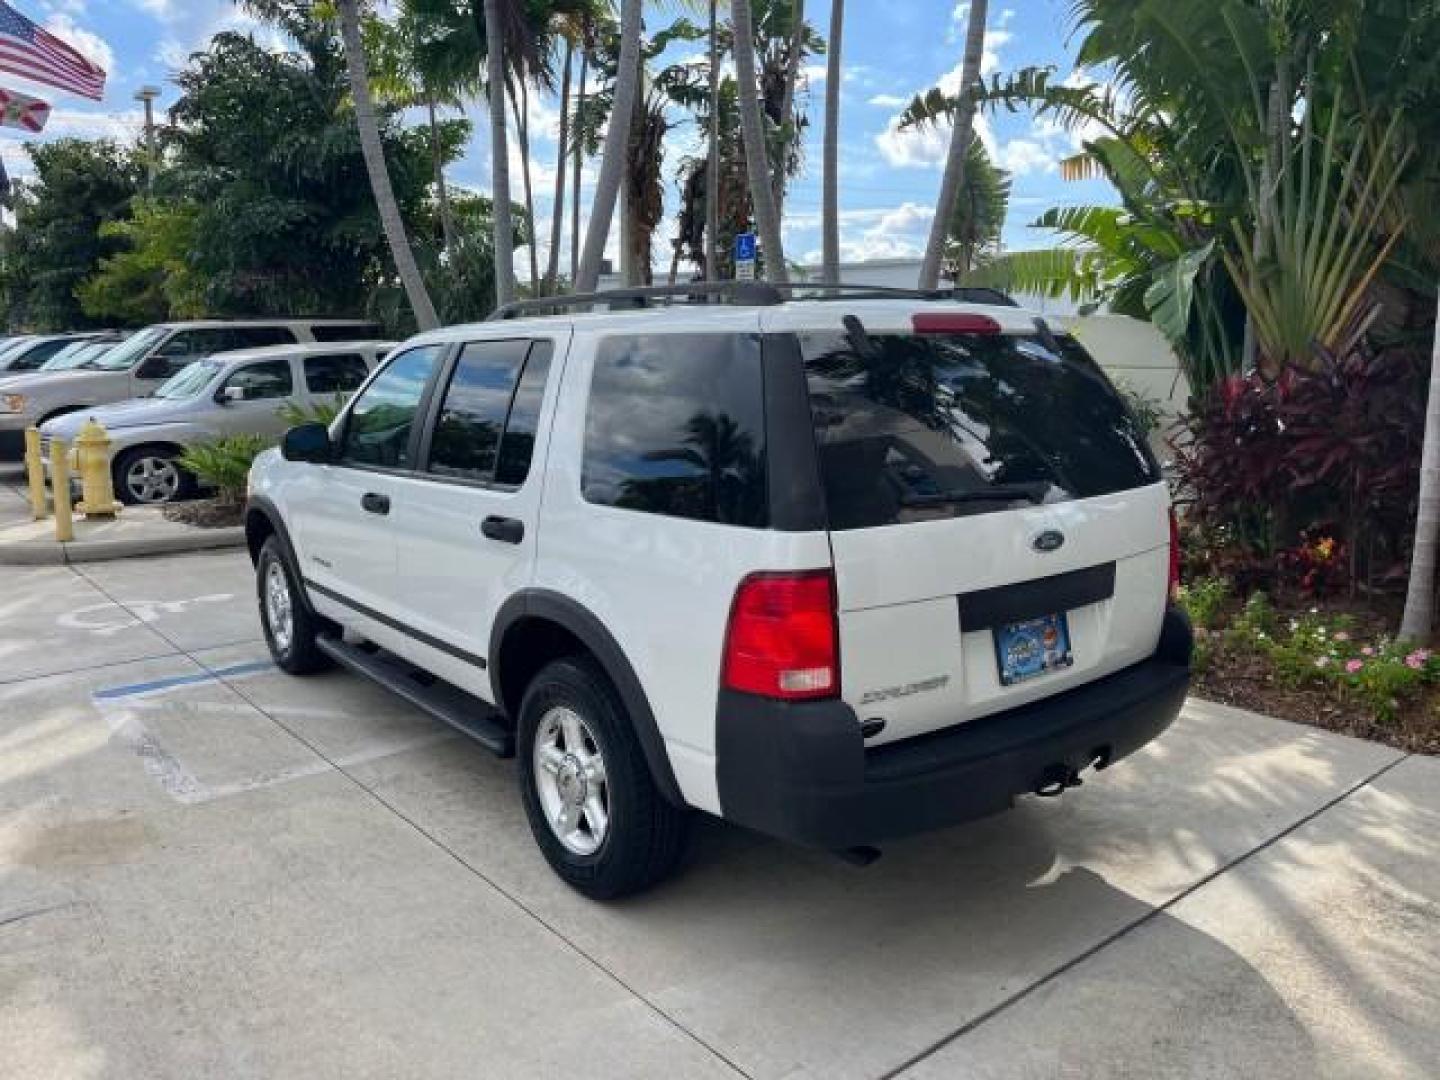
[0,393,26,414]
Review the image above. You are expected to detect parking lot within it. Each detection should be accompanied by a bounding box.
[1,464,1437,1079]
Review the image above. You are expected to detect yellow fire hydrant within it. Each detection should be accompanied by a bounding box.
[73,418,122,518]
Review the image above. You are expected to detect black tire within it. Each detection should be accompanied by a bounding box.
[256,535,331,675]
[112,445,196,505]
[517,656,689,900]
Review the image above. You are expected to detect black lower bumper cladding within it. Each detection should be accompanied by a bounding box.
[716,607,1193,849]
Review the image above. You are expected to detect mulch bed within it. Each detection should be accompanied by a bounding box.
[162,498,244,529]
[1192,595,1440,755]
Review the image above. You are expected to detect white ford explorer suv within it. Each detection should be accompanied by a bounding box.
[244,285,1192,899]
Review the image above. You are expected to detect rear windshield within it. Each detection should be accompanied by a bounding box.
[800,330,1159,531]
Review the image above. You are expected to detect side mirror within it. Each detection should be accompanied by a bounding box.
[218,385,246,404]
[135,355,170,380]
[281,422,332,464]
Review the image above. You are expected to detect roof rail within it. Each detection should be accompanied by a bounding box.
[488,282,784,320]
[486,280,1017,321]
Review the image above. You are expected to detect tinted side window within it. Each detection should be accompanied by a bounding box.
[13,339,69,370]
[223,359,294,400]
[311,323,382,342]
[582,334,767,527]
[495,342,553,486]
[228,326,296,349]
[427,340,529,482]
[304,353,371,394]
[337,345,441,469]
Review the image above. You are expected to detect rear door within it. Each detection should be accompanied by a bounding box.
[794,317,1170,745]
[387,333,566,700]
[212,355,298,439]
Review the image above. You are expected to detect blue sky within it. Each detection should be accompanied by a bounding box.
[1,0,1118,271]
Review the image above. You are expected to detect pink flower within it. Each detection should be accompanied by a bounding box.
[1314,656,1331,668]
[1345,659,1364,674]
[1406,656,1424,671]
[1362,646,1376,657]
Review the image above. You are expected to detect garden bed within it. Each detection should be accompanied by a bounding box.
[162,498,245,529]
[1180,580,1440,755]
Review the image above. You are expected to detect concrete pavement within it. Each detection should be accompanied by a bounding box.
[1,462,1436,1079]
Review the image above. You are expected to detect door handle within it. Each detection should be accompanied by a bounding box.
[481,515,525,544]
[361,492,391,515]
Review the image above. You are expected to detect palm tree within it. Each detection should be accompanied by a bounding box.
[545,37,574,292]
[730,0,787,282]
[575,0,643,293]
[820,0,842,286]
[772,0,804,217]
[483,0,517,306]
[919,0,987,291]
[336,0,439,329]
[1400,298,1440,642]
[706,0,721,281]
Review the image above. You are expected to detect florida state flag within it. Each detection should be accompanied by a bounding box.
[0,85,49,132]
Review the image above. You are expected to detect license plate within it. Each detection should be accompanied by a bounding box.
[994,613,1073,686]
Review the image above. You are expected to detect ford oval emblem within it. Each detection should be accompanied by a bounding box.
[1033,529,1066,553]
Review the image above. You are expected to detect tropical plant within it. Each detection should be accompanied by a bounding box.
[575,0,643,292]
[279,394,348,428]
[943,136,1010,280]
[730,0,787,282]
[179,435,272,507]
[333,0,439,330]
[919,0,987,290]
[78,199,206,324]
[820,0,843,285]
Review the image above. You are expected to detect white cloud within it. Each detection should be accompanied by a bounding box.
[44,14,115,75]
[43,106,145,141]
[155,39,191,70]
[867,93,909,109]
[796,201,937,264]
[131,0,175,17]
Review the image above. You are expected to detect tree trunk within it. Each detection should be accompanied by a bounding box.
[706,0,721,281]
[1245,57,1291,374]
[482,0,516,308]
[731,0,788,284]
[545,39,573,293]
[772,0,805,217]
[1399,290,1440,642]
[820,0,843,287]
[508,72,541,294]
[918,0,987,291]
[575,0,643,294]
[571,50,588,286]
[427,95,458,255]
[337,0,438,330]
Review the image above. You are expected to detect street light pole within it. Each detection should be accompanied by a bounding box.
[134,85,160,193]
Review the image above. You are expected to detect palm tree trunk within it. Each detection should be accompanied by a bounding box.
[481,0,516,308]
[731,0,788,284]
[575,0,643,294]
[821,0,843,287]
[571,50,588,286]
[427,95,458,255]
[508,71,541,294]
[1399,290,1440,642]
[545,40,573,293]
[772,0,805,217]
[919,0,987,291]
[337,0,438,330]
[706,0,721,281]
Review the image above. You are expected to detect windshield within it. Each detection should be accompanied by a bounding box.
[41,340,103,370]
[155,359,222,400]
[0,336,35,363]
[93,326,168,371]
[800,329,1160,530]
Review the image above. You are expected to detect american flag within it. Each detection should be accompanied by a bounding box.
[0,2,105,101]
[0,86,49,131]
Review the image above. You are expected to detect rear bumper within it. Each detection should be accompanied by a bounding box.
[715,607,1193,849]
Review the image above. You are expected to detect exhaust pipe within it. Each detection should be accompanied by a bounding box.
[1034,763,1083,798]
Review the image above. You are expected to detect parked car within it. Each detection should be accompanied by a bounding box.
[38,331,128,372]
[0,319,382,458]
[41,341,391,504]
[245,286,1193,899]
[0,332,113,382]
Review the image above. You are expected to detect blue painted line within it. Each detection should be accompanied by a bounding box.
[93,660,275,701]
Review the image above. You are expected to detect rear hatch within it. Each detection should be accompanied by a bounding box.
[793,309,1171,746]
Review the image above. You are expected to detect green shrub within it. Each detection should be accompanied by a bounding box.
[1112,377,1165,435]
[178,435,271,505]
[279,394,345,428]
[1177,576,1230,630]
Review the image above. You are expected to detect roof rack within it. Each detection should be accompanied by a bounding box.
[486,281,1017,321]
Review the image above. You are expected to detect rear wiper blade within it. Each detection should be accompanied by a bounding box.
[901,483,1048,507]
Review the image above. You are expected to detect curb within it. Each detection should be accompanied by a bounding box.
[0,526,246,566]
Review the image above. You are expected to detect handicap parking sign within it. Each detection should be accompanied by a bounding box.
[734,232,758,263]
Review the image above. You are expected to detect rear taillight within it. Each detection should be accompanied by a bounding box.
[722,570,839,701]
[1168,508,1182,601]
